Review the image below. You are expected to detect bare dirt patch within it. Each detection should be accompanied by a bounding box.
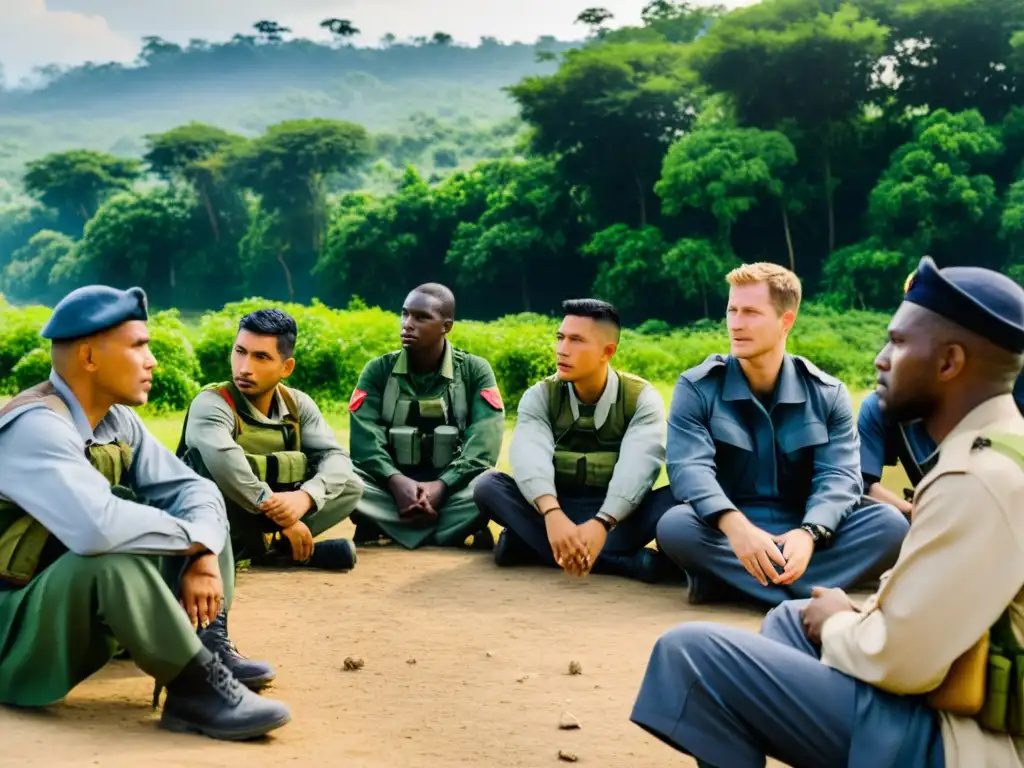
[0,521,788,767]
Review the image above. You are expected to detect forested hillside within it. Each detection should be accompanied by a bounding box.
[2,0,1022,326]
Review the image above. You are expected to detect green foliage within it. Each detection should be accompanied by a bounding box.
[0,299,894,410]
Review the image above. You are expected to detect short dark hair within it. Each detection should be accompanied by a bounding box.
[238,308,297,359]
[561,299,620,330]
[411,282,456,320]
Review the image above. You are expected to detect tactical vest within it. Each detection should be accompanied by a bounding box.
[546,371,647,493]
[380,349,469,470]
[176,381,308,492]
[0,381,134,587]
[926,430,1024,735]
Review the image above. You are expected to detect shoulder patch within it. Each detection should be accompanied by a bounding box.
[480,387,503,410]
[349,388,368,412]
[681,354,728,383]
[792,355,841,387]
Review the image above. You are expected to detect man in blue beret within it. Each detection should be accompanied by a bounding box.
[631,257,1024,767]
[0,285,290,741]
[858,270,1024,516]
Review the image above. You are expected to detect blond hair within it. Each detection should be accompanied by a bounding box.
[726,262,802,315]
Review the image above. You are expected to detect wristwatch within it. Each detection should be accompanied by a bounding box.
[595,511,617,532]
[800,523,833,549]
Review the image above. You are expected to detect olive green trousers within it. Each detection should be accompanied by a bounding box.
[228,480,363,561]
[350,468,485,550]
[0,544,235,706]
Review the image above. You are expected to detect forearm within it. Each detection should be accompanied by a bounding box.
[867,482,912,516]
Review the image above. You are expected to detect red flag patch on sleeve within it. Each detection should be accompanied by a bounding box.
[480,387,504,410]
[348,389,368,412]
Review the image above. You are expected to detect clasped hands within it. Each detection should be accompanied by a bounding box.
[719,510,814,587]
[544,508,608,577]
[260,489,315,562]
[389,475,446,525]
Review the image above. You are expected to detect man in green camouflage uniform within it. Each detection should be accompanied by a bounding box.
[347,283,504,550]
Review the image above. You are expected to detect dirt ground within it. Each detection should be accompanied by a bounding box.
[0,518,792,768]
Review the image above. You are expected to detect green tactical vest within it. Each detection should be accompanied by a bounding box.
[379,348,470,471]
[931,430,1024,736]
[0,381,134,587]
[546,370,648,493]
[176,381,308,491]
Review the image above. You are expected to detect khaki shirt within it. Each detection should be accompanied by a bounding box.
[821,394,1024,767]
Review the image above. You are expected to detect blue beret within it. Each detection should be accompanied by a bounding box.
[41,285,149,341]
[904,257,1024,353]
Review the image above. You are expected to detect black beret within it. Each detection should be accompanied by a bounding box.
[41,285,149,341]
[904,257,1024,353]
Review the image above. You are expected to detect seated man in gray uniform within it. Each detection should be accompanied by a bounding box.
[631,257,1024,768]
[474,299,679,583]
[657,262,908,606]
[177,308,362,571]
[0,285,289,741]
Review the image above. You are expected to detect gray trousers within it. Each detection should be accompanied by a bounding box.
[630,600,945,768]
[656,500,908,606]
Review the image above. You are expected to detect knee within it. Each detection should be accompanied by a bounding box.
[471,470,511,508]
[71,552,161,587]
[864,502,910,553]
[655,503,703,557]
[760,599,807,638]
[651,621,731,673]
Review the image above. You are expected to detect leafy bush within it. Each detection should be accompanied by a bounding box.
[0,297,891,409]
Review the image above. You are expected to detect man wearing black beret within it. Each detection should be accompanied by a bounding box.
[0,284,290,741]
[632,257,1024,767]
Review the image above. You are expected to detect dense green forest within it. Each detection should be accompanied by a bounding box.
[1,0,1023,326]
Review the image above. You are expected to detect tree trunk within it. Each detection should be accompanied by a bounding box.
[824,151,835,254]
[634,173,647,227]
[199,185,221,242]
[781,200,795,272]
[276,249,295,302]
[701,281,709,319]
[521,271,531,311]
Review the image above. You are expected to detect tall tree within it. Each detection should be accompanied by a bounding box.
[691,0,889,253]
[22,150,141,229]
[508,42,698,229]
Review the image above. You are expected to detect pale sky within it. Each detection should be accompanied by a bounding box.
[0,0,682,84]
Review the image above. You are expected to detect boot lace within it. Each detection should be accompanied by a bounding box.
[205,653,245,707]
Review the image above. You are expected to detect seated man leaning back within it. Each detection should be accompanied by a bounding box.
[347,283,504,550]
[474,299,680,583]
[177,309,363,571]
[656,261,909,607]
[0,285,288,741]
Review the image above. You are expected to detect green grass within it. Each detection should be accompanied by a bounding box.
[140,382,910,495]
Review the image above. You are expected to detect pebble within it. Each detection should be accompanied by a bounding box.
[559,711,580,730]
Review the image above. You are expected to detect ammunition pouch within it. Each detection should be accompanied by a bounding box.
[0,504,50,587]
[245,450,308,490]
[389,425,461,470]
[553,449,619,491]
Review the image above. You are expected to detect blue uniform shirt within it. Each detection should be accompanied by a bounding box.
[0,370,228,558]
[858,371,1024,490]
[666,353,862,532]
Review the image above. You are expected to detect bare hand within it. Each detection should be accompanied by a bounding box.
[259,490,313,528]
[281,520,315,562]
[800,586,857,644]
[389,475,427,517]
[720,512,787,586]
[774,528,815,585]
[417,480,447,512]
[576,519,609,575]
[544,510,590,575]
[180,553,224,630]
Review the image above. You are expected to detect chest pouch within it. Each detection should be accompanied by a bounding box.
[432,425,460,469]
[246,451,309,490]
[390,426,421,467]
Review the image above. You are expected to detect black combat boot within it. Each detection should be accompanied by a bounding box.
[158,648,291,741]
[198,612,276,691]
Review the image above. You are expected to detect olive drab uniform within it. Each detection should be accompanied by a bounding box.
[177,380,358,561]
[0,379,236,706]
[546,370,647,495]
[348,341,504,550]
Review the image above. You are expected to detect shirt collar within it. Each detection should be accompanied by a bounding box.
[48,368,99,443]
[567,366,619,427]
[723,354,806,405]
[940,393,1024,448]
[392,339,455,379]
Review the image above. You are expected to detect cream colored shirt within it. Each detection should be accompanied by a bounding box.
[820,394,1024,767]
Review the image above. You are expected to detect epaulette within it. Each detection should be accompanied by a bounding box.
[681,354,728,383]
[791,355,841,388]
